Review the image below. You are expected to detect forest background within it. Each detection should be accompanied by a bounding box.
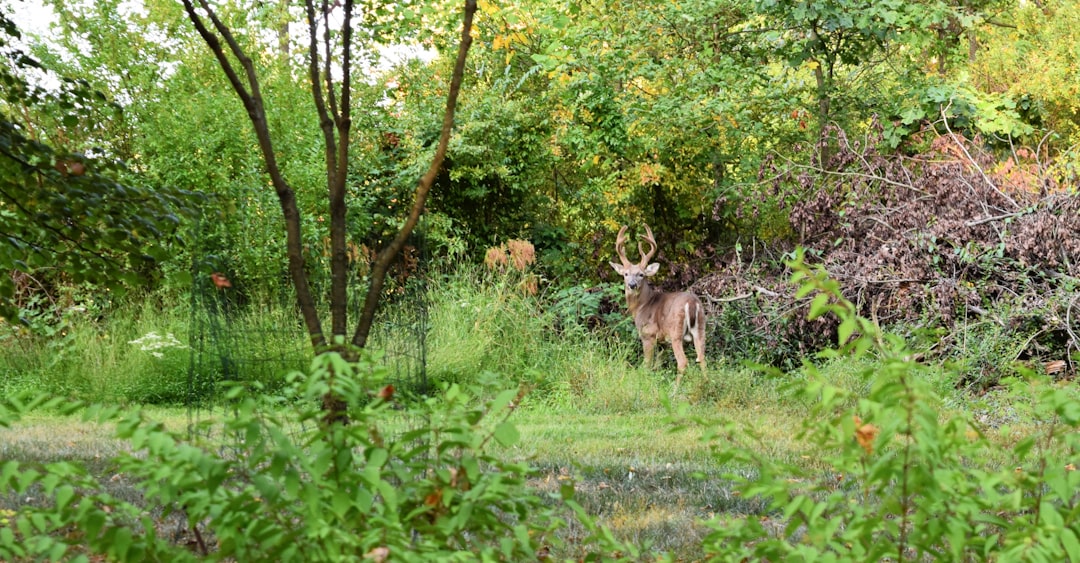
[1,0,1079,560]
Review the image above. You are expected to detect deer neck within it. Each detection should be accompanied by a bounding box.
[625,281,656,316]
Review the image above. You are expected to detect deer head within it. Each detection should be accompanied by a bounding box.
[609,224,659,292]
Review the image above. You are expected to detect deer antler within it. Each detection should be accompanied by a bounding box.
[637,224,657,266]
[615,225,631,267]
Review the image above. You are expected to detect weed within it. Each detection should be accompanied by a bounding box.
[0,356,640,562]
[690,249,1080,561]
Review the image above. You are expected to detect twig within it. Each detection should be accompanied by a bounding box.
[827,272,925,285]
[753,285,781,298]
[1066,294,1079,365]
[964,211,1024,227]
[1013,329,1047,362]
[966,304,1005,327]
[860,215,899,232]
[192,523,209,556]
[703,292,753,304]
[783,159,920,191]
[939,103,1020,209]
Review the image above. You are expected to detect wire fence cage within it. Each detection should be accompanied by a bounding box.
[185,217,431,438]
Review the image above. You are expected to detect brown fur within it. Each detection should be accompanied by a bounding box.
[610,225,706,389]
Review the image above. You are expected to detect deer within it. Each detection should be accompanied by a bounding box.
[610,224,706,389]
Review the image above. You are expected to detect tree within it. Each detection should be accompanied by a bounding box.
[0,9,191,321]
[178,0,477,420]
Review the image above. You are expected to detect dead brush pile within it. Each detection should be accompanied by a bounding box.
[696,124,1079,378]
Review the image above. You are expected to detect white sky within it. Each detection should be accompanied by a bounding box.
[4,0,435,81]
[6,1,56,38]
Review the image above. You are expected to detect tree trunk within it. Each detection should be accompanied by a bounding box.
[183,0,478,426]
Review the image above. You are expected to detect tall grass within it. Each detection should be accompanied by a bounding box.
[0,297,191,403]
[0,293,309,405]
[0,262,1005,412]
[424,263,840,413]
[426,264,695,412]
[0,270,891,411]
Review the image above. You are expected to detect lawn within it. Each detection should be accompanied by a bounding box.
[3,376,1073,561]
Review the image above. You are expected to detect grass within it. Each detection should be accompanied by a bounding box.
[3,386,1070,560]
[0,401,787,560]
[2,264,1077,559]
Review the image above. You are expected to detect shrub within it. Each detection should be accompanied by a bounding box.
[691,249,1080,561]
[0,353,639,561]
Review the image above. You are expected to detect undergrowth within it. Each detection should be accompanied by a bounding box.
[688,249,1080,561]
[2,258,1067,415]
[0,355,637,561]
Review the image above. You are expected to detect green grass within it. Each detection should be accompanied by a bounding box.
[3,387,1070,560]
[2,265,1076,559]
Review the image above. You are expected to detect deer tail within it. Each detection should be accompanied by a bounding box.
[683,301,705,342]
[683,302,693,342]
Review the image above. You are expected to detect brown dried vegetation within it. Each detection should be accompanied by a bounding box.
[696,123,1079,376]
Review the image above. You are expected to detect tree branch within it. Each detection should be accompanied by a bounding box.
[352,0,478,348]
[328,0,354,337]
[939,102,1020,210]
[183,0,326,349]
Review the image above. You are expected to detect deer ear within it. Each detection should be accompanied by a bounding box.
[610,262,626,274]
[644,263,660,276]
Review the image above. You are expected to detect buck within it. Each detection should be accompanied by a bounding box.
[610,224,706,388]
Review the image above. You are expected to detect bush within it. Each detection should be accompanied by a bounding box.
[690,249,1080,561]
[0,352,639,561]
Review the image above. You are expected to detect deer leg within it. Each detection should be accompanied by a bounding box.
[641,337,657,370]
[671,338,688,389]
[692,324,706,376]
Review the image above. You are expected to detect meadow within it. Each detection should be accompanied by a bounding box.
[2,262,1077,561]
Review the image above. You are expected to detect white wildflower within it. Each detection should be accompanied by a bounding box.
[129,331,189,358]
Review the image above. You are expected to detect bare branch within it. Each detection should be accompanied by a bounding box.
[752,285,780,298]
[181,0,252,104]
[964,211,1024,227]
[939,102,1019,209]
[183,0,326,348]
[703,292,753,304]
[1067,293,1080,359]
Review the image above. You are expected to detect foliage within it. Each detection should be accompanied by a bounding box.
[0,352,642,561]
[693,249,1080,561]
[0,10,194,321]
[753,0,964,132]
[971,0,1080,147]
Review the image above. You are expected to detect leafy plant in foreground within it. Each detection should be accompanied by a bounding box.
[695,248,1080,562]
[0,353,639,561]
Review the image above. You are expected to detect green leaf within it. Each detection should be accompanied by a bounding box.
[48,541,67,561]
[492,421,520,447]
[331,490,352,519]
[808,293,830,319]
[367,447,388,469]
[488,388,519,415]
[54,485,75,509]
[837,317,856,346]
[1062,529,1080,561]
